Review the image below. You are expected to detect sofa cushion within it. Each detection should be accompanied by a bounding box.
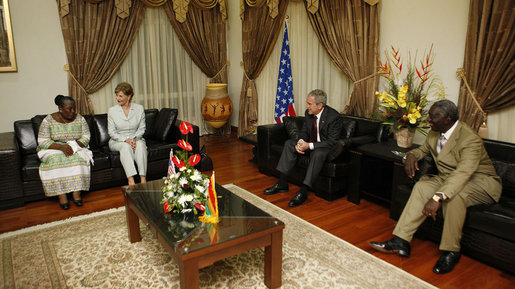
[146,139,175,162]
[283,116,304,140]
[91,149,110,171]
[93,114,110,148]
[21,154,40,181]
[143,109,159,139]
[492,160,515,198]
[31,115,47,139]
[14,120,37,156]
[466,200,515,242]
[150,108,178,142]
[340,118,357,139]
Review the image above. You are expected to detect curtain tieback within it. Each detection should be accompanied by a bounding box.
[456,68,487,121]
[64,64,88,96]
[353,72,377,85]
[211,63,228,81]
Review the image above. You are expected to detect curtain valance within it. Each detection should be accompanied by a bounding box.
[58,0,227,22]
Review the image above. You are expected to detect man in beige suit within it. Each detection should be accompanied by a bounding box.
[370,100,502,274]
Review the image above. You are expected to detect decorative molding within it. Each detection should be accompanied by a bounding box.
[59,0,71,17]
[115,0,132,19]
[173,0,191,23]
[306,0,319,14]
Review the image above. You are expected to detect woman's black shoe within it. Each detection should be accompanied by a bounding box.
[59,201,70,210]
[72,199,83,207]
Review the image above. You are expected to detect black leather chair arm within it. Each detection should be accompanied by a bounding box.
[257,124,288,172]
[172,119,200,154]
[0,132,24,208]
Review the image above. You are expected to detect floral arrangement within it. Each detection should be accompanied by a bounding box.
[375,45,445,133]
[161,122,209,216]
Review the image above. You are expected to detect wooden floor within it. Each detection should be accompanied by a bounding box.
[1,133,513,289]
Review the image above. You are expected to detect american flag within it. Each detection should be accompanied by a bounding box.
[274,21,296,123]
[167,149,175,177]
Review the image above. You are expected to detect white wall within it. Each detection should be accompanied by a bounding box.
[0,0,68,132]
[0,0,512,142]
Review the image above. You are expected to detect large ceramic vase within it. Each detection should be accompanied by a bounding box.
[395,128,415,148]
[201,83,232,129]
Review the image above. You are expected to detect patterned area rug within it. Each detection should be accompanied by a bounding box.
[0,184,436,289]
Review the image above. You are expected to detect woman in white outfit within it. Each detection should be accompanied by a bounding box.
[108,82,148,185]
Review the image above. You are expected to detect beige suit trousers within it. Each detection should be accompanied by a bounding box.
[393,173,499,251]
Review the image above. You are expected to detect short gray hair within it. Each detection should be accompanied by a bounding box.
[432,100,459,122]
[308,89,327,105]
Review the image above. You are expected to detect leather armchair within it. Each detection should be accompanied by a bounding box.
[257,115,384,201]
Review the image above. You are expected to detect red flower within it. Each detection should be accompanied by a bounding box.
[194,202,205,213]
[163,200,174,215]
[172,155,185,168]
[188,154,201,166]
[179,122,194,135]
[178,139,193,151]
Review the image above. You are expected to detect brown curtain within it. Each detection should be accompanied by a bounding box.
[305,0,379,117]
[163,1,228,83]
[238,0,288,136]
[59,0,145,114]
[458,0,514,131]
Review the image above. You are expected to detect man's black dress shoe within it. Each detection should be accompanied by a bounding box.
[72,199,83,207]
[59,201,70,210]
[288,192,307,207]
[369,237,411,257]
[264,183,289,195]
[433,251,460,274]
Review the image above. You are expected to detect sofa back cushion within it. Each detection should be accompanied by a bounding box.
[30,115,47,139]
[150,108,178,142]
[340,117,357,139]
[283,116,304,139]
[93,114,110,147]
[143,109,159,139]
[14,120,37,156]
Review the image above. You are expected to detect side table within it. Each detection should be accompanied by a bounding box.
[348,139,416,209]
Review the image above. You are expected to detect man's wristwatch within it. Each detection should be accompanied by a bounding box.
[432,194,442,202]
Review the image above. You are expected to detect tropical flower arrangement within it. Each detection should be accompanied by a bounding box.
[161,122,208,216]
[375,45,445,134]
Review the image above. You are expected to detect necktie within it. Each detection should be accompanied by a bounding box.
[439,135,447,151]
[310,115,318,142]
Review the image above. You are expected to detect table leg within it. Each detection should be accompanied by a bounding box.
[125,202,141,243]
[178,258,199,289]
[264,230,283,289]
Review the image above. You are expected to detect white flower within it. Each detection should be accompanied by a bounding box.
[179,177,188,187]
[190,171,202,182]
[187,169,191,173]
[195,184,206,194]
[177,194,194,207]
[179,167,186,172]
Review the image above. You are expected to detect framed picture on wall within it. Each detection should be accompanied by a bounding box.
[0,0,17,72]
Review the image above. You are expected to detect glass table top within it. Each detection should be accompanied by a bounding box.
[123,180,283,255]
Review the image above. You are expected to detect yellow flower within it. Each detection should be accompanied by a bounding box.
[407,108,422,124]
[396,85,408,108]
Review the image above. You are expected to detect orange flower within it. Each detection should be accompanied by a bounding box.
[188,154,201,166]
[179,122,194,135]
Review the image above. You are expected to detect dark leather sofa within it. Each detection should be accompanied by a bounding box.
[0,108,199,210]
[257,115,384,201]
[390,139,515,274]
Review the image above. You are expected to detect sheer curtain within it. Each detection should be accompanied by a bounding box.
[90,7,208,131]
[256,1,352,125]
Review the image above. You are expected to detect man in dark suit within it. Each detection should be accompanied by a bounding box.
[370,100,502,274]
[264,89,342,207]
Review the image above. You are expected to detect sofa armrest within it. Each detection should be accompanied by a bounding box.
[0,132,24,207]
[172,119,200,154]
[257,124,288,172]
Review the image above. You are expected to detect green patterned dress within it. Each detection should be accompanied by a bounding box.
[37,115,91,196]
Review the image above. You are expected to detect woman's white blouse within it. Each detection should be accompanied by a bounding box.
[107,103,146,141]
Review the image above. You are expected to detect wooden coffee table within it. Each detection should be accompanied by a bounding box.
[123,180,285,289]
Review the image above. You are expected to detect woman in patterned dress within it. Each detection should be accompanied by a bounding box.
[37,95,92,210]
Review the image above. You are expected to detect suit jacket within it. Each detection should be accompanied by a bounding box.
[409,121,501,201]
[298,105,342,151]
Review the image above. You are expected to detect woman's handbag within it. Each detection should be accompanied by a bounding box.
[197,145,213,172]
